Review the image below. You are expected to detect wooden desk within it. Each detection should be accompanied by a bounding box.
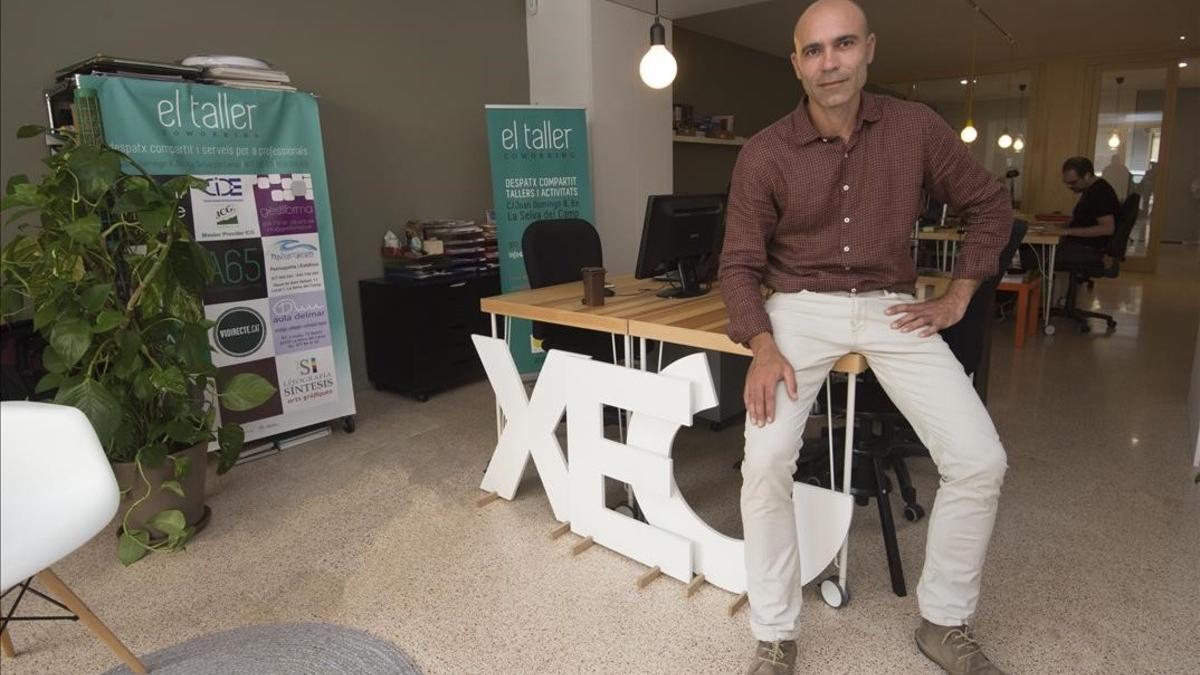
[915,226,1062,330]
[482,274,950,375]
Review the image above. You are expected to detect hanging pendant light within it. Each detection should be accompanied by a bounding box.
[960,29,978,143]
[639,1,677,89]
[1013,83,1027,152]
[1107,76,1124,150]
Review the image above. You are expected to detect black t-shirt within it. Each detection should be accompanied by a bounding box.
[1069,177,1120,251]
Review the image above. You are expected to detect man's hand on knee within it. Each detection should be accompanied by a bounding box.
[744,333,797,427]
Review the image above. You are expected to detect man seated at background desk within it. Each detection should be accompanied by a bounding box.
[720,1,1012,673]
[1022,156,1120,272]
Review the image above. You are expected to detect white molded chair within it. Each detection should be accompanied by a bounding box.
[0,401,147,673]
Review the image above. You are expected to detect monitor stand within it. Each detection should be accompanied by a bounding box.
[657,259,708,298]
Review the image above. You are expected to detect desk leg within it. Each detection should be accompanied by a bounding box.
[950,240,958,275]
[1044,244,1056,327]
[639,337,648,372]
[836,373,857,591]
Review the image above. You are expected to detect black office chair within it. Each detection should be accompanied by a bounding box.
[797,220,1026,598]
[522,218,622,363]
[1050,193,1140,333]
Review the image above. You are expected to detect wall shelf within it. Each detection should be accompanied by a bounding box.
[673,135,746,146]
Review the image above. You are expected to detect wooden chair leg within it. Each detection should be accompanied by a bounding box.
[34,569,147,674]
[1,627,15,658]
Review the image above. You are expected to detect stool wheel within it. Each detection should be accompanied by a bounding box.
[903,504,925,522]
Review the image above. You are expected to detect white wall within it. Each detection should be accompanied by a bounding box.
[527,0,674,275]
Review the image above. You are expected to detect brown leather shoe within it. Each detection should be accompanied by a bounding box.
[915,619,1006,674]
[746,640,797,674]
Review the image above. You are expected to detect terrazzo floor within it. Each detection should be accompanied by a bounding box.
[3,246,1198,674]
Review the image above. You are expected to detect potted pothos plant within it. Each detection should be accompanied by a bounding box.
[0,125,276,565]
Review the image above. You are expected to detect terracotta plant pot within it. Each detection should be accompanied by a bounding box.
[112,442,209,540]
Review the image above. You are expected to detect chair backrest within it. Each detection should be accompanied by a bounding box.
[1106,193,1141,266]
[939,219,1027,383]
[521,218,603,289]
[0,401,120,592]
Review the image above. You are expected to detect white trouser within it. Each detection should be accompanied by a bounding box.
[741,290,1007,641]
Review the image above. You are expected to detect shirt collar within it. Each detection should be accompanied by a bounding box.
[791,91,883,145]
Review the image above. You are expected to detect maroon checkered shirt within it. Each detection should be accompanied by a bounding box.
[719,92,1012,345]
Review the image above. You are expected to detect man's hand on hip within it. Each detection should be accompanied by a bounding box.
[744,333,797,427]
[884,279,979,337]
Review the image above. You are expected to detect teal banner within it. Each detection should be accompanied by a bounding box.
[485,105,594,374]
[80,75,355,442]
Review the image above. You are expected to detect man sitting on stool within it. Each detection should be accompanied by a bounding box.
[1023,156,1120,273]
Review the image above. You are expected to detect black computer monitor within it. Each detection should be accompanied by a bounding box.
[634,194,727,298]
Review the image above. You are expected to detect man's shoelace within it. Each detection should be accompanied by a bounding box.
[942,628,984,662]
[756,642,787,666]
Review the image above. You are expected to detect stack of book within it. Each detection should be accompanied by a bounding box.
[415,220,499,278]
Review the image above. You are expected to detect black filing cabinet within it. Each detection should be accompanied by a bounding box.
[359,275,501,401]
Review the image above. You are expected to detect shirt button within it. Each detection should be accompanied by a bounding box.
[822,138,829,143]
[843,184,850,191]
[844,153,849,158]
[843,217,851,223]
[843,245,850,252]
[844,266,851,270]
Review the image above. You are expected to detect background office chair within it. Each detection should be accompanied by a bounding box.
[1050,193,1140,333]
[522,218,625,363]
[797,220,1026,598]
[1,402,148,673]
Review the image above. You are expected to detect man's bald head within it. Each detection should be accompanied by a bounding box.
[794,0,870,46]
[789,0,876,112]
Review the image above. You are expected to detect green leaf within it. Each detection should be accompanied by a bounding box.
[49,317,92,366]
[95,309,123,333]
[33,302,57,331]
[133,370,155,401]
[162,175,207,197]
[42,344,67,374]
[164,419,195,444]
[118,529,151,566]
[139,443,169,469]
[138,206,173,238]
[68,145,122,201]
[172,453,192,481]
[80,283,112,313]
[216,423,245,474]
[64,214,102,245]
[219,373,276,412]
[168,240,209,289]
[0,182,43,210]
[0,286,23,318]
[149,366,188,395]
[54,378,121,445]
[16,125,44,139]
[34,371,63,394]
[148,509,186,536]
[179,322,212,367]
[113,331,142,378]
[160,480,185,498]
[5,174,30,193]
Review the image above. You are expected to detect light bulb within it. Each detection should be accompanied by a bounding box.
[998,131,1013,149]
[1107,131,1121,149]
[1012,136,1025,152]
[960,124,978,143]
[639,45,677,89]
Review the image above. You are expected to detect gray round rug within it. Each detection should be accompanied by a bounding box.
[102,622,422,674]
